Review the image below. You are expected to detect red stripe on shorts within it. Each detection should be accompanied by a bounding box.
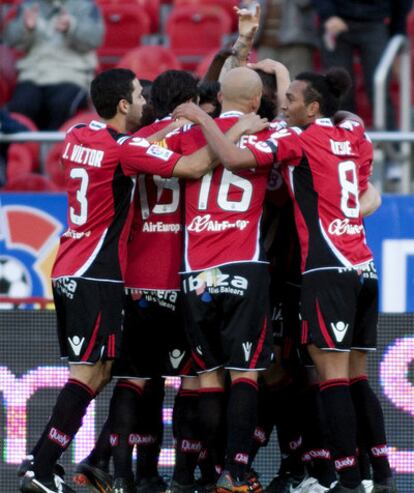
[81,312,102,362]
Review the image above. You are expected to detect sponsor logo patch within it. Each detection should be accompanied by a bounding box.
[48,427,70,449]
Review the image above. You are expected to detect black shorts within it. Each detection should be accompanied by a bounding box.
[112,290,194,379]
[181,263,273,373]
[53,277,124,364]
[300,264,378,352]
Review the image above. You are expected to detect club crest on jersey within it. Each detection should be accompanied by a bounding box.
[187,214,249,233]
[146,144,174,161]
[330,321,349,342]
[183,268,248,297]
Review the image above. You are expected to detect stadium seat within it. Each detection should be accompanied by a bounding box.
[8,112,40,171]
[3,172,60,192]
[98,3,151,69]
[165,5,232,70]
[173,0,237,31]
[96,0,160,33]
[0,44,17,103]
[117,45,182,81]
[6,145,33,183]
[45,111,98,189]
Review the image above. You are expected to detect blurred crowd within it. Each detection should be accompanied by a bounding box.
[0,0,413,190]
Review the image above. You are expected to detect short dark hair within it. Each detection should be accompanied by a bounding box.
[255,69,277,120]
[151,70,198,119]
[198,80,221,117]
[91,68,136,119]
[295,67,352,117]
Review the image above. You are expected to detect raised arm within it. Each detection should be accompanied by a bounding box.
[219,4,260,81]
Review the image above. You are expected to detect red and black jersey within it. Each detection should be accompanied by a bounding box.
[168,111,274,272]
[247,118,373,273]
[52,120,181,282]
[125,117,183,290]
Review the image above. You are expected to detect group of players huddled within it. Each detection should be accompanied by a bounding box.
[18,6,398,493]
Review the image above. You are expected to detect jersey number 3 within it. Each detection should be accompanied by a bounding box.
[70,167,89,225]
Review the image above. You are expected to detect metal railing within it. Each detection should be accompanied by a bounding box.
[374,34,412,193]
[1,130,414,192]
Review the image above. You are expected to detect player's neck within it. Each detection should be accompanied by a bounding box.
[104,115,129,134]
[221,102,248,115]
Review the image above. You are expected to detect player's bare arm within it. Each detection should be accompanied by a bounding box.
[247,58,291,117]
[219,4,260,80]
[172,105,267,178]
[174,102,259,172]
[360,182,382,217]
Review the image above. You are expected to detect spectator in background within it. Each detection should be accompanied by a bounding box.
[0,109,29,186]
[240,0,318,78]
[313,0,412,131]
[4,0,104,130]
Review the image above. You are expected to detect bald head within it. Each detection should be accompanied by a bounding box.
[221,67,263,109]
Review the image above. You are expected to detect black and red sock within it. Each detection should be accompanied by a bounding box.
[225,378,258,481]
[350,375,392,484]
[109,380,143,481]
[33,378,95,481]
[320,378,360,488]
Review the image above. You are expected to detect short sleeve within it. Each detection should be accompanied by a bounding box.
[358,133,373,193]
[119,136,181,178]
[246,127,304,168]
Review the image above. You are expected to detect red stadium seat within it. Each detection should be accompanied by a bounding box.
[45,111,98,189]
[8,113,40,171]
[173,0,237,31]
[6,145,33,183]
[96,0,160,33]
[98,3,151,69]
[117,46,182,81]
[3,173,60,192]
[165,5,232,70]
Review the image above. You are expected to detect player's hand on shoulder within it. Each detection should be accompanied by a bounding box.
[236,113,269,135]
[173,102,209,126]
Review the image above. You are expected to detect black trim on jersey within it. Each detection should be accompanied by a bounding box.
[83,163,134,280]
[293,155,344,271]
[107,127,129,142]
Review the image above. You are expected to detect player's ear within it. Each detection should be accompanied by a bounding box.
[118,98,130,115]
[217,90,224,104]
[307,100,320,119]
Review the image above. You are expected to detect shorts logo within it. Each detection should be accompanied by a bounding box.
[48,427,70,449]
[169,349,185,369]
[55,277,78,299]
[68,336,85,356]
[183,269,248,297]
[271,306,283,321]
[242,341,253,362]
[330,321,349,343]
[110,434,119,447]
[196,345,203,355]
